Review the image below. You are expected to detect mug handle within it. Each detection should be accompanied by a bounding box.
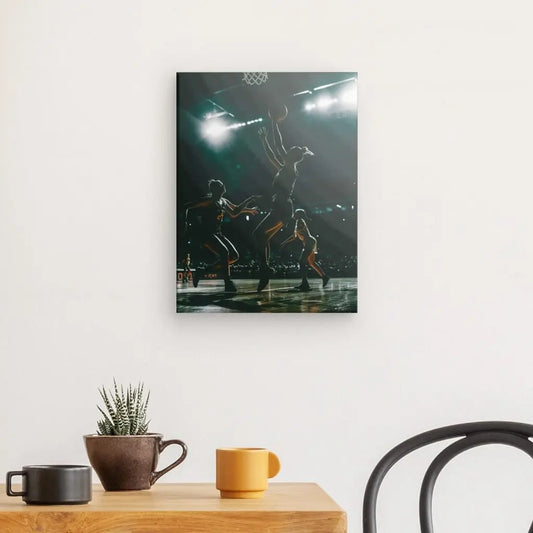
[268,452,281,478]
[6,471,27,497]
[151,439,188,485]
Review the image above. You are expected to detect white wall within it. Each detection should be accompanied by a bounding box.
[1,1,533,531]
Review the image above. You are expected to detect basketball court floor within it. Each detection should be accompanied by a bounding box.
[176,278,357,313]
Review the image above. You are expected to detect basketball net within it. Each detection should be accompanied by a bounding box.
[242,72,268,86]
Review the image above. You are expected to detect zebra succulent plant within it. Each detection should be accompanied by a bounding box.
[96,380,150,436]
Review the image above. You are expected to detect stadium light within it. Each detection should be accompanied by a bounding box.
[305,95,339,113]
[201,119,229,145]
[293,89,312,96]
[313,77,355,92]
[316,96,337,110]
[303,78,357,115]
[340,82,357,111]
[202,116,264,146]
[205,111,228,120]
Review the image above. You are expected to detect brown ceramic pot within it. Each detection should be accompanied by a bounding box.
[84,433,187,491]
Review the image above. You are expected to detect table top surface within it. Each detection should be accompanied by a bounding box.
[0,483,346,533]
[0,482,344,513]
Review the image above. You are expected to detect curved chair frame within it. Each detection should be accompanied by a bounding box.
[363,421,533,533]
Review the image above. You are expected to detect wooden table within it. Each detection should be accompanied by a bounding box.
[0,482,347,532]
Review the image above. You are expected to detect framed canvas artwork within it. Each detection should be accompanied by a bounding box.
[177,72,357,313]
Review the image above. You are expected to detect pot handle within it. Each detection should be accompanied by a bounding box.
[151,439,188,485]
[6,471,27,497]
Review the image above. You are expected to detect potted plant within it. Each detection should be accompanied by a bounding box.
[84,380,187,491]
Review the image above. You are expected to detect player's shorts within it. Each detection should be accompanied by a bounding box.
[270,197,293,222]
[195,226,223,242]
[299,238,318,261]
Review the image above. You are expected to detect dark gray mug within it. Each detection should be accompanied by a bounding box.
[6,465,91,504]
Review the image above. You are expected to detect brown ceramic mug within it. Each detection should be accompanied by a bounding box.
[84,433,187,491]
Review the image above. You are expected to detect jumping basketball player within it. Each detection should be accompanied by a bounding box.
[280,209,329,291]
[185,179,258,292]
[253,112,314,292]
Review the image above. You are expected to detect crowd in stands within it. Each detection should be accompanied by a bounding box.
[182,252,357,280]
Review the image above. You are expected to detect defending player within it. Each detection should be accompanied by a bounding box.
[185,179,258,292]
[280,209,329,291]
[253,109,314,292]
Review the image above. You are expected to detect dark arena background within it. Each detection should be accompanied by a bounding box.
[177,72,357,313]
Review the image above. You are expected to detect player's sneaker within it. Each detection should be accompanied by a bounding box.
[224,280,237,293]
[257,266,276,292]
[322,275,330,288]
[257,274,270,292]
[297,280,311,292]
[192,268,202,288]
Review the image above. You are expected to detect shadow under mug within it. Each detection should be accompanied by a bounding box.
[6,465,92,505]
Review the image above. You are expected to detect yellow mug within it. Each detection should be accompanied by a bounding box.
[216,448,281,499]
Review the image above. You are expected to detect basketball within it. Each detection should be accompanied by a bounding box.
[268,104,288,122]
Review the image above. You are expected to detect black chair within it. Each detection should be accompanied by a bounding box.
[363,421,533,532]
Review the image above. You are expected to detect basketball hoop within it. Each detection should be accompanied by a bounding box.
[242,72,269,86]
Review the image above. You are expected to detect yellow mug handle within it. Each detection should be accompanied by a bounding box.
[268,452,281,478]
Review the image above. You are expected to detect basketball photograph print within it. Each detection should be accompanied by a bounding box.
[176,72,357,313]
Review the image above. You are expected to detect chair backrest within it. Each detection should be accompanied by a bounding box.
[363,421,533,533]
